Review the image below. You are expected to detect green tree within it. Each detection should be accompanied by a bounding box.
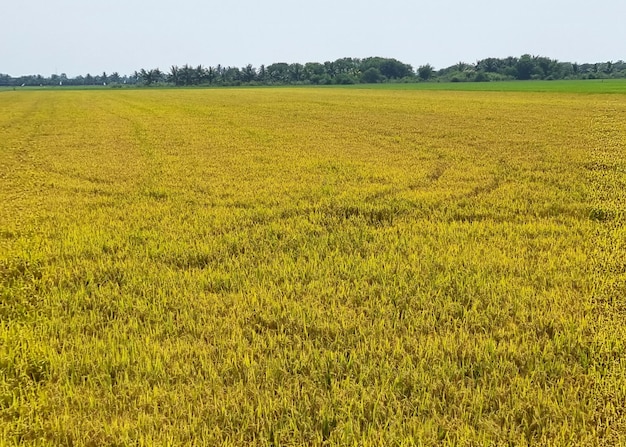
[196,65,208,84]
[267,63,289,83]
[455,61,470,72]
[323,61,337,78]
[334,57,360,76]
[334,73,356,84]
[257,65,266,83]
[473,71,489,82]
[0,73,11,86]
[223,67,241,84]
[361,67,383,83]
[477,58,501,73]
[288,63,304,83]
[180,65,195,86]
[515,55,535,80]
[378,58,413,79]
[304,62,324,84]
[138,68,163,86]
[241,64,257,83]
[206,66,217,84]
[168,66,180,86]
[534,56,557,79]
[418,64,434,81]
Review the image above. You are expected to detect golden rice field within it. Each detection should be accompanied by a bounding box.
[1,86,625,446]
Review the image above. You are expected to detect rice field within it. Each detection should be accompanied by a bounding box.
[1,86,625,446]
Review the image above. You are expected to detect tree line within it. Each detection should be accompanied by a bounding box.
[2,55,626,87]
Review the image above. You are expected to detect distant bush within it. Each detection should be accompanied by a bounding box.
[361,67,383,84]
[334,74,356,85]
[473,71,489,82]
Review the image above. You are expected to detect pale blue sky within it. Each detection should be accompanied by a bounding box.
[1,0,624,76]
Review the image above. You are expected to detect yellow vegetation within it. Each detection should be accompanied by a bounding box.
[1,88,625,445]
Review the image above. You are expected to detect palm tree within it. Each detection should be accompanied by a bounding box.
[168,66,180,86]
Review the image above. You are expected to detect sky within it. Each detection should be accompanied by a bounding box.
[1,0,625,77]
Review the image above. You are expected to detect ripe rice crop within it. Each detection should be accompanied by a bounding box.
[1,87,625,446]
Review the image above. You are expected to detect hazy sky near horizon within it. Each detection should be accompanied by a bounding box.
[2,0,625,77]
